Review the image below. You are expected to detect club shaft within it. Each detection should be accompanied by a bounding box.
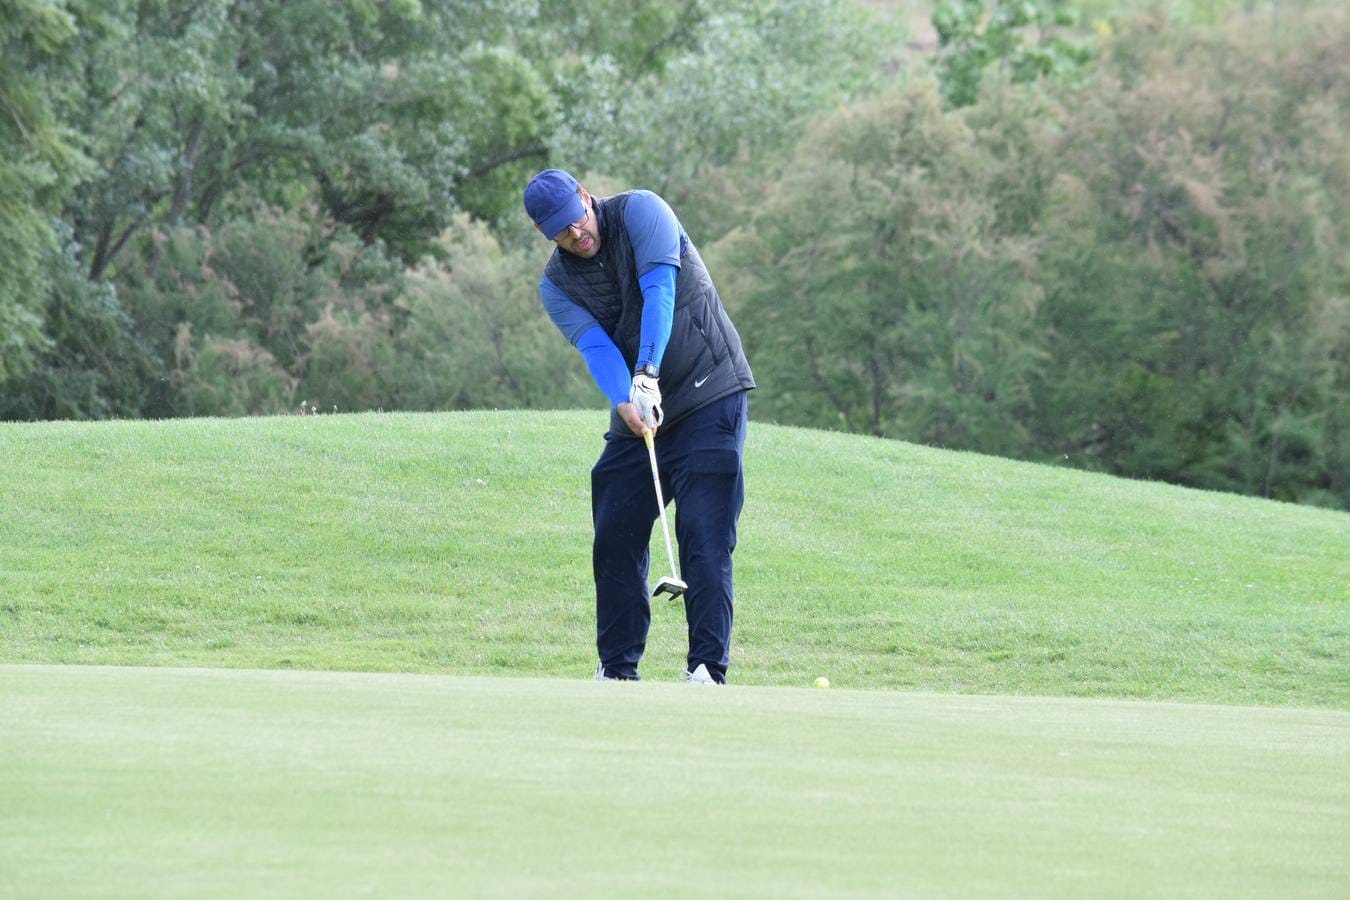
[644,432,679,576]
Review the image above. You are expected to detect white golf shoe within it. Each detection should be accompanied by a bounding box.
[682,663,719,685]
[594,663,616,681]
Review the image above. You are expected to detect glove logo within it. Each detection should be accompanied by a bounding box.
[631,371,664,427]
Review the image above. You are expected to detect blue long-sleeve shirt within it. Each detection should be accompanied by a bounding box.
[539,190,683,407]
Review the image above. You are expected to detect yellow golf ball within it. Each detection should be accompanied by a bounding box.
[813,676,830,689]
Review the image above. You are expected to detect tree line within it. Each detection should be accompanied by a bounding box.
[2,1,1346,509]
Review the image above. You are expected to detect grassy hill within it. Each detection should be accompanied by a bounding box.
[2,410,1344,708]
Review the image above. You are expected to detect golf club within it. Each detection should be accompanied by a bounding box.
[644,429,687,602]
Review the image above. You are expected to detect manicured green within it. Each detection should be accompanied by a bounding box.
[2,665,1346,899]
[1,411,1345,707]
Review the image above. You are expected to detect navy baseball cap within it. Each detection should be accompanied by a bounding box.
[523,169,584,238]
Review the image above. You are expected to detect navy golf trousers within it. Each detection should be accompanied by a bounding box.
[591,390,748,683]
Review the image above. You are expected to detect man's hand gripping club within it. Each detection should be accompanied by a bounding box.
[620,370,663,437]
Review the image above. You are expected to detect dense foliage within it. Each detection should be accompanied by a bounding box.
[932,0,1093,108]
[715,9,1349,506]
[1,1,1345,508]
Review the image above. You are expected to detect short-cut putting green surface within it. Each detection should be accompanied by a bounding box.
[2,665,1346,898]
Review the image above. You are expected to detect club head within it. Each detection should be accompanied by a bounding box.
[652,576,688,602]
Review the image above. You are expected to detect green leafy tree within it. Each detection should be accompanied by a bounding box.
[1033,8,1349,506]
[392,215,593,412]
[23,0,585,419]
[0,223,160,420]
[46,0,583,293]
[175,336,293,418]
[932,0,1092,108]
[711,80,1052,448]
[71,0,474,278]
[712,5,1348,509]
[538,0,900,242]
[0,0,97,386]
[7,0,904,420]
[116,204,402,417]
[298,307,386,415]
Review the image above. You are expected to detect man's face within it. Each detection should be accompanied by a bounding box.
[552,190,600,258]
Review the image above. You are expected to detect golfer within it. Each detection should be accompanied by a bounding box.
[523,169,755,684]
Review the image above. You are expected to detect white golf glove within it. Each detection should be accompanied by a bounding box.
[630,372,664,429]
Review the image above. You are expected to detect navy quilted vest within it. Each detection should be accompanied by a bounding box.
[544,192,754,435]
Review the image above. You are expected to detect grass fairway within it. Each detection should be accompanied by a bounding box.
[1,411,1346,706]
[2,664,1346,899]
[1,411,1346,896]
